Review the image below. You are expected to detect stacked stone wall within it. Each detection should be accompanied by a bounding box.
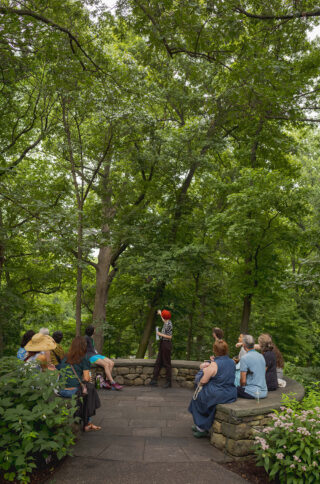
[90,359,199,389]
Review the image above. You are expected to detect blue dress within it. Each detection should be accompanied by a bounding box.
[188,355,237,431]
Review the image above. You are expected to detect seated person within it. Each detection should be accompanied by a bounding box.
[258,334,278,391]
[17,330,35,360]
[59,336,101,432]
[85,325,122,390]
[237,334,267,399]
[189,340,237,438]
[50,331,65,367]
[24,333,57,370]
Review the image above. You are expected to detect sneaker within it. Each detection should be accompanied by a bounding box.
[111,382,123,391]
[192,424,197,431]
[102,380,112,390]
[192,429,209,438]
[163,381,172,388]
[149,379,158,386]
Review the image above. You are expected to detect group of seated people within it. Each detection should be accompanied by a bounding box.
[189,328,285,438]
[16,325,122,431]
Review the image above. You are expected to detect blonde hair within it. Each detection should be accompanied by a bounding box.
[258,334,273,353]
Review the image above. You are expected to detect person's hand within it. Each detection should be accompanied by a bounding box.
[210,355,215,361]
[235,342,243,348]
[157,309,161,315]
[156,331,161,336]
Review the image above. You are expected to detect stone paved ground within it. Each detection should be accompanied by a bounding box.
[50,386,247,484]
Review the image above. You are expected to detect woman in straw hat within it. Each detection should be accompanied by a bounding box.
[24,333,57,370]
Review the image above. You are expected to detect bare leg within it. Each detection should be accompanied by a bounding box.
[94,358,114,382]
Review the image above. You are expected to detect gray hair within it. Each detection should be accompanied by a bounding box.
[39,327,50,335]
[242,334,254,350]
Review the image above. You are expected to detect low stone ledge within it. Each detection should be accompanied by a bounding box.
[211,377,304,457]
[90,358,201,389]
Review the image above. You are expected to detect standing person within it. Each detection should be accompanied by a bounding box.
[237,335,268,399]
[188,340,237,438]
[17,330,35,360]
[149,309,173,388]
[84,325,122,390]
[258,334,278,391]
[50,331,65,367]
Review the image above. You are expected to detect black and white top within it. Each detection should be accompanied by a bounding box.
[160,320,173,341]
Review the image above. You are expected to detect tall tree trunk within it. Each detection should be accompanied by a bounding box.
[75,213,83,336]
[187,273,200,360]
[136,282,165,358]
[241,294,252,333]
[92,246,113,352]
[0,208,4,355]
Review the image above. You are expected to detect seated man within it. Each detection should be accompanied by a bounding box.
[237,334,267,400]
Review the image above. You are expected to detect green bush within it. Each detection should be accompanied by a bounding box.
[254,388,320,484]
[284,363,320,390]
[0,357,78,483]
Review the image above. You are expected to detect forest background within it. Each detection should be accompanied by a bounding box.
[1,0,320,368]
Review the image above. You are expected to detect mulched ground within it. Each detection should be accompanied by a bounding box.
[222,457,276,484]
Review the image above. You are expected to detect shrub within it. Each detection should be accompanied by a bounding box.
[0,357,78,483]
[254,388,320,484]
[284,363,320,391]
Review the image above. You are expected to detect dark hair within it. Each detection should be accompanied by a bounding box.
[52,331,63,344]
[85,325,95,337]
[213,340,228,356]
[213,327,224,340]
[66,336,87,365]
[20,330,35,348]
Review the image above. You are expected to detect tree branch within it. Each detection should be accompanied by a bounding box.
[235,6,320,21]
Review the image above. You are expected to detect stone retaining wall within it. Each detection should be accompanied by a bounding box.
[210,377,305,457]
[91,358,199,389]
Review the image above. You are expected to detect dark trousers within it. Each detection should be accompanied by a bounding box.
[237,386,255,399]
[153,340,172,382]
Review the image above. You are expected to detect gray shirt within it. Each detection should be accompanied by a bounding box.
[160,320,172,340]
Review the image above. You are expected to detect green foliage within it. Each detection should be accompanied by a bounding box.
[284,363,320,391]
[254,388,320,483]
[0,357,77,483]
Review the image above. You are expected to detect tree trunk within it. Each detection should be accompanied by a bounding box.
[92,246,113,353]
[75,212,83,336]
[0,208,4,355]
[147,337,155,358]
[136,282,165,358]
[186,313,193,360]
[241,294,252,333]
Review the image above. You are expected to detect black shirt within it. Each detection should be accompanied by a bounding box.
[85,335,98,358]
[263,350,278,391]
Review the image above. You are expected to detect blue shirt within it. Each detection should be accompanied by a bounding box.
[17,347,27,360]
[240,349,268,398]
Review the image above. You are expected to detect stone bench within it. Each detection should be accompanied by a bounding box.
[211,377,304,457]
[90,358,200,389]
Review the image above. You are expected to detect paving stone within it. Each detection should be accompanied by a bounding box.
[99,436,145,462]
[129,418,167,428]
[132,427,161,437]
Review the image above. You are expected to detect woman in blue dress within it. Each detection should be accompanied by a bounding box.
[188,339,237,438]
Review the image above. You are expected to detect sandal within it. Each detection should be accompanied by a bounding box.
[84,423,102,432]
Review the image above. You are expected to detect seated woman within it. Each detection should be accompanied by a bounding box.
[59,336,101,432]
[258,334,278,391]
[85,325,122,390]
[188,340,237,438]
[50,331,65,367]
[24,333,57,370]
[17,330,35,360]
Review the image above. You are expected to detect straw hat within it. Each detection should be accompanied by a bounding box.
[25,333,57,352]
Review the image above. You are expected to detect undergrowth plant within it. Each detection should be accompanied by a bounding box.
[0,357,77,483]
[254,386,320,484]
